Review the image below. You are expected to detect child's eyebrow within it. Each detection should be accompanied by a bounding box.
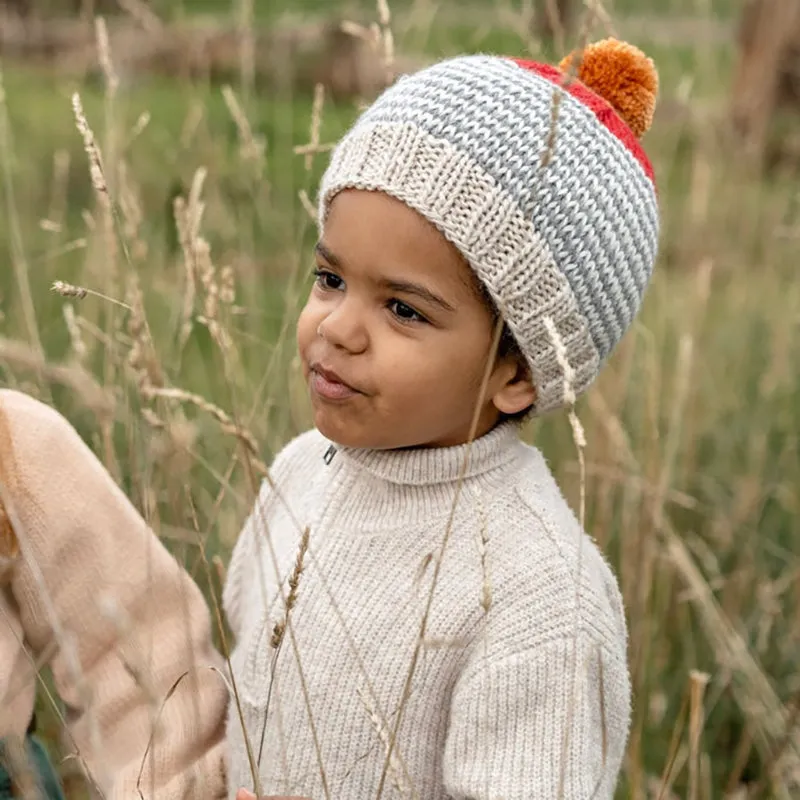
[315,242,455,313]
[315,241,341,267]
[380,279,455,313]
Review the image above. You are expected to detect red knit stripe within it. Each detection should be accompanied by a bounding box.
[511,59,655,185]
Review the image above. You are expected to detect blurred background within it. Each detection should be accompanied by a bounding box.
[0,0,798,797]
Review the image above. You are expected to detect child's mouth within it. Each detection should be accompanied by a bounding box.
[309,366,360,401]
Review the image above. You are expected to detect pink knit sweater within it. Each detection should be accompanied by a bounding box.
[0,389,227,798]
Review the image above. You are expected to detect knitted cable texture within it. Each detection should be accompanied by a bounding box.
[224,426,631,798]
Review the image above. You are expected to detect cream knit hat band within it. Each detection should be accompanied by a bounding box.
[319,48,660,414]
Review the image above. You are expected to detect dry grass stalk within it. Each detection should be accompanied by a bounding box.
[665,528,800,786]
[286,526,310,614]
[52,280,88,300]
[126,111,151,148]
[544,317,587,524]
[220,266,236,306]
[140,386,266,474]
[376,317,505,800]
[0,336,113,416]
[174,169,211,352]
[258,527,310,765]
[72,88,121,316]
[376,0,397,82]
[340,20,373,41]
[589,375,800,788]
[95,17,119,97]
[118,160,147,261]
[125,275,164,391]
[306,84,326,171]
[39,219,62,233]
[63,304,88,362]
[118,0,164,34]
[358,685,417,799]
[195,240,228,349]
[475,488,492,798]
[41,237,88,263]
[544,314,589,799]
[265,579,330,798]
[222,85,266,174]
[174,196,198,352]
[377,0,391,27]
[271,526,309,650]
[539,0,609,169]
[180,101,205,149]
[180,512,262,797]
[51,280,131,310]
[212,554,227,587]
[688,670,710,800]
[340,0,395,86]
[585,0,617,37]
[270,620,285,650]
[596,649,609,789]
[170,174,238,375]
[72,93,109,200]
[540,0,569,53]
[655,685,690,800]
[475,492,492,617]
[47,149,71,230]
[135,665,237,800]
[0,67,44,362]
[237,0,256,98]
[293,142,335,156]
[298,189,317,222]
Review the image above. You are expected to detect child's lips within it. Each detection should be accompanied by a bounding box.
[309,366,361,401]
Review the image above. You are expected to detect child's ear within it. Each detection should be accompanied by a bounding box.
[491,360,536,416]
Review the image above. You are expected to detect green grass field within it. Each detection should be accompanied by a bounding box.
[1,0,799,796]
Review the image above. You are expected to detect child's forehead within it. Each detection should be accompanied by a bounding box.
[321,190,480,294]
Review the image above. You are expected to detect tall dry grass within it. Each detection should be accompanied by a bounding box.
[0,0,798,797]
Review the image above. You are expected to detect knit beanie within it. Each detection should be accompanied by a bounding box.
[319,39,660,414]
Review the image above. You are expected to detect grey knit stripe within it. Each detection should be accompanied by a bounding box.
[357,56,659,361]
[320,122,600,414]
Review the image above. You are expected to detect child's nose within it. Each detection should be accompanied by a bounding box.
[317,304,368,354]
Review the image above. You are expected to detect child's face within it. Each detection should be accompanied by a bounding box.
[297,190,535,449]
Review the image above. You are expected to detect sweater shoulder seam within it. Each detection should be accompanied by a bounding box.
[512,484,579,576]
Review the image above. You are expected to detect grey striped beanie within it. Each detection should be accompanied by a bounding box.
[319,39,660,414]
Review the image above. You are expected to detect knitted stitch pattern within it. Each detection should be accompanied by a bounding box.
[223,425,631,798]
[319,55,660,413]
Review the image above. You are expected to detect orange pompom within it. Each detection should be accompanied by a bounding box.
[559,39,658,138]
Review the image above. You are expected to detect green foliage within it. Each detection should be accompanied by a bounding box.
[2,0,799,796]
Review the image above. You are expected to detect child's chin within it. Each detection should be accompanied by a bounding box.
[314,411,395,451]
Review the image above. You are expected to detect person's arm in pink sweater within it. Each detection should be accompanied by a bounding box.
[0,389,228,798]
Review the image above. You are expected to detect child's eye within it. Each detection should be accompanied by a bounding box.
[388,299,427,324]
[313,268,344,291]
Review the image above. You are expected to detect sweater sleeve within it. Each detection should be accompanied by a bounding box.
[0,390,227,799]
[443,634,630,800]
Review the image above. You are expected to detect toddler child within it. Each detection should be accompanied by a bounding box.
[225,37,659,800]
[0,35,659,800]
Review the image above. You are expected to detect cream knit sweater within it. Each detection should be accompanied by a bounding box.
[224,424,631,799]
[0,390,227,798]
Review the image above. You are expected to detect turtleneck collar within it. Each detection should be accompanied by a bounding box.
[331,422,523,486]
